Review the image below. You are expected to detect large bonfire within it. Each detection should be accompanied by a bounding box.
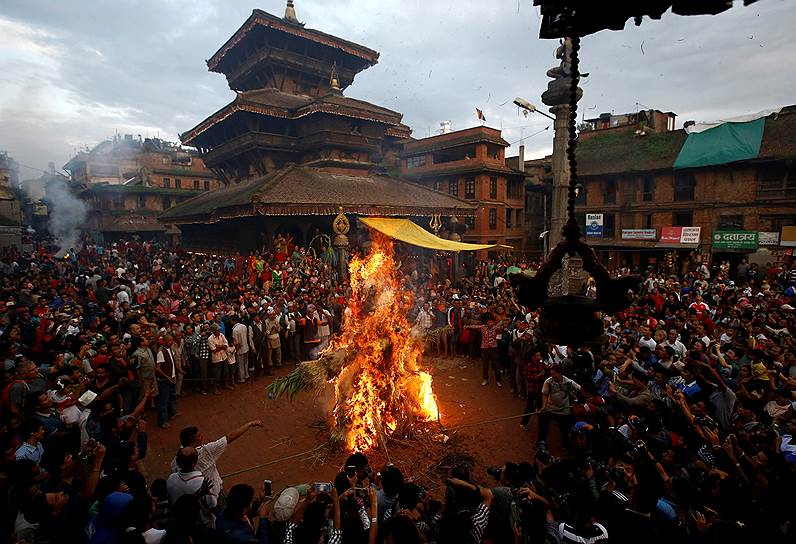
[267,234,440,452]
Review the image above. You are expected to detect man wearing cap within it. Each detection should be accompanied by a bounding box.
[264,307,282,370]
[248,312,267,376]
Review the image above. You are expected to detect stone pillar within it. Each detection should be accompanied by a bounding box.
[548,104,571,251]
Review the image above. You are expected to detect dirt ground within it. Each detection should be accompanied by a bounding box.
[143,355,543,496]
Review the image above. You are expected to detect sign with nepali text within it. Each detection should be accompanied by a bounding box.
[622,229,656,240]
[660,226,702,245]
[712,230,758,250]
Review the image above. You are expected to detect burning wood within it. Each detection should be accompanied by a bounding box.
[267,235,440,452]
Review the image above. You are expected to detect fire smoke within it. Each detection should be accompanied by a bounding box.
[46,180,87,256]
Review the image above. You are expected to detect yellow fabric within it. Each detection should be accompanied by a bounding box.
[359,217,513,252]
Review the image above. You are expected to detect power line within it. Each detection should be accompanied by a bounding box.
[507,125,551,146]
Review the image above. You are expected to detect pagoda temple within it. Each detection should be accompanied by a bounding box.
[163,2,474,253]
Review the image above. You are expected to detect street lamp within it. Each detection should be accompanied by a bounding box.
[513,97,556,121]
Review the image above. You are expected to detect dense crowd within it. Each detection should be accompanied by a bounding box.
[0,237,795,543]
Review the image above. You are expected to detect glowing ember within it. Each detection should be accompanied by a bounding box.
[330,234,440,452]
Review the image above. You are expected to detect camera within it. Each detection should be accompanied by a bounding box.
[313,482,332,493]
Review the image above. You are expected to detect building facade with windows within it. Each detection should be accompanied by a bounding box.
[63,135,220,241]
[572,106,796,271]
[399,126,526,253]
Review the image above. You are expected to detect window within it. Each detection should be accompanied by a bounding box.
[204,181,210,191]
[112,194,125,209]
[718,215,743,230]
[621,214,634,229]
[506,208,512,228]
[163,196,172,209]
[575,183,587,205]
[642,176,654,201]
[489,177,497,199]
[604,213,616,238]
[508,179,523,199]
[604,178,617,204]
[175,178,182,189]
[489,208,497,230]
[163,178,170,189]
[621,179,635,203]
[433,180,443,192]
[448,180,458,196]
[137,195,145,208]
[673,211,693,227]
[194,180,200,190]
[757,162,796,197]
[515,209,522,226]
[643,214,653,229]
[406,155,426,168]
[674,172,695,201]
[464,216,476,230]
[465,177,476,199]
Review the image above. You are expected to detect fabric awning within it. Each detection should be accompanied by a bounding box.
[359,217,513,252]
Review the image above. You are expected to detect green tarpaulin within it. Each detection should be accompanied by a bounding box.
[673,118,765,169]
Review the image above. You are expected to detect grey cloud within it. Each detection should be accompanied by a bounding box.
[1,0,794,176]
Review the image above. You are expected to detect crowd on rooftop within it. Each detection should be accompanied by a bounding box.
[0,235,794,543]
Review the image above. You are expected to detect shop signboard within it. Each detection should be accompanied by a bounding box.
[758,232,779,246]
[681,227,701,244]
[781,226,796,248]
[585,213,603,237]
[660,226,701,245]
[621,229,656,240]
[712,230,758,250]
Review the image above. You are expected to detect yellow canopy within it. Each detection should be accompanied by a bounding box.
[359,217,513,252]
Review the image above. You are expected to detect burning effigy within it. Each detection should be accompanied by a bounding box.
[266,235,440,452]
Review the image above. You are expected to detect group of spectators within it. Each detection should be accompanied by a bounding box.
[0,236,795,543]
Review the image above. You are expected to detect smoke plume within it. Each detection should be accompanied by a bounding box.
[46,180,88,256]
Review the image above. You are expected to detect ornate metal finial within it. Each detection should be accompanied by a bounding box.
[330,62,341,92]
[429,214,442,236]
[284,0,299,24]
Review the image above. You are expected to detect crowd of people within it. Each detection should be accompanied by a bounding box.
[0,236,795,543]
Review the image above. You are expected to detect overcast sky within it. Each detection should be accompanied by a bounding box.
[1,0,794,180]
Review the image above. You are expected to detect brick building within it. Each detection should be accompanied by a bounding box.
[572,106,796,271]
[400,126,526,253]
[63,136,221,241]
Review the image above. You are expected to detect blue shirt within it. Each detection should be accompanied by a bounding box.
[16,442,44,464]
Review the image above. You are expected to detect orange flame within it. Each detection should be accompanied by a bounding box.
[331,234,440,452]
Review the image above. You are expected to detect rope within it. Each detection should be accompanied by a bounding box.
[220,441,329,479]
[443,408,550,432]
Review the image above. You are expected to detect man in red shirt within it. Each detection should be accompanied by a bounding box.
[520,348,547,430]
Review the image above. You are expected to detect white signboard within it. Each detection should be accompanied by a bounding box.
[680,227,702,244]
[758,231,780,246]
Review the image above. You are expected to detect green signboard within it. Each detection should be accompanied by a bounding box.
[712,230,758,250]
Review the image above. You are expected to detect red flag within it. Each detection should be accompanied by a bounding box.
[476,108,486,123]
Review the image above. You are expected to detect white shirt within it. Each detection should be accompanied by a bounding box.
[167,470,217,527]
[156,348,176,379]
[170,436,228,493]
[232,323,249,354]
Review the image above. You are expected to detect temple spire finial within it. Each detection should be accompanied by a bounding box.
[330,62,341,92]
[284,0,299,24]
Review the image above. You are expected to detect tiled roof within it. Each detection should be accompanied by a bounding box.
[160,165,476,224]
[207,9,379,71]
[181,91,403,145]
